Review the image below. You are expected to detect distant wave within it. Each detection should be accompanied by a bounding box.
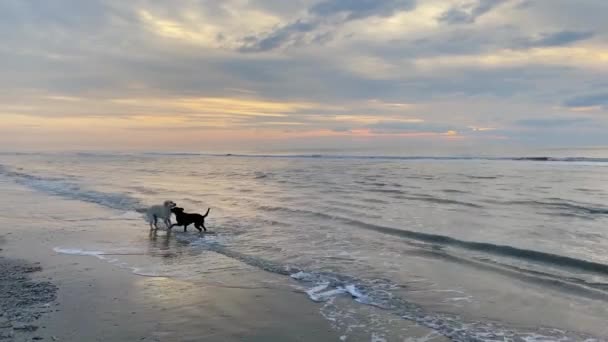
[139,152,608,163]
[363,186,608,217]
[494,199,608,216]
[513,156,608,162]
[3,162,606,277]
[364,191,484,208]
[358,226,608,275]
[397,194,483,208]
[257,205,608,275]
[0,165,143,211]
[4,151,608,163]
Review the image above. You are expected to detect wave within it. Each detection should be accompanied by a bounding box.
[257,205,608,276]
[0,165,143,211]
[514,156,608,162]
[442,189,470,194]
[4,151,608,163]
[358,188,483,208]
[397,194,483,208]
[196,240,602,341]
[496,199,608,216]
[5,161,606,278]
[48,212,602,340]
[138,152,608,163]
[358,228,608,276]
[466,175,499,179]
[53,248,165,277]
[59,237,596,341]
[367,188,408,195]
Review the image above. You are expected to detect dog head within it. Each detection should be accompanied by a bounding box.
[171,206,184,214]
[163,200,177,208]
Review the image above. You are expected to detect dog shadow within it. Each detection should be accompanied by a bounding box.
[147,227,211,260]
[148,229,173,255]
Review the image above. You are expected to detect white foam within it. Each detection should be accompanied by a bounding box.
[370,332,387,342]
[110,211,143,221]
[290,271,313,280]
[344,284,370,304]
[305,282,361,302]
[53,247,107,260]
[403,333,441,342]
[445,296,472,302]
[305,283,332,301]
[54,247,168,278]
[131,267,163,277]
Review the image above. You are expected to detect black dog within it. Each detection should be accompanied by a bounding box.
[170,207,210,232]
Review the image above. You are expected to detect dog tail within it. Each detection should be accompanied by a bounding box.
[203,208,210,217]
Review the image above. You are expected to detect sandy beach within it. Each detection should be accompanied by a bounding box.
[0,179,447,341]
[0,246,338,342]
[0,182,339,341]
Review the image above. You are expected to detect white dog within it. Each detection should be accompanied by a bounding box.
[146,200,177,230]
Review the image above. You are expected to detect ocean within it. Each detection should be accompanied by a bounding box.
[1,151,607,341]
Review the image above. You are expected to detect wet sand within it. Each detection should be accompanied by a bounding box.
[0,182,448,341]
[0,254,57,341]
[0,234,339,342]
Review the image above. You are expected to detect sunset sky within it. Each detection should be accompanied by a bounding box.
[1,0,608,153]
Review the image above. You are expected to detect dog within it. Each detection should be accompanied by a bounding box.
[146,200,176,230]
[170,207,210,232]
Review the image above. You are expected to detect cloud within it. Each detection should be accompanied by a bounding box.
[2,0,608,151]
[1,0,110,30]
[239,0,417,52]
[563,93,608,108]
[310,0,416,20]
[239,20,317,52]
[515,117,591,128]
[522,31,595,48]
[367,121,458,134]
[437,0,508,25]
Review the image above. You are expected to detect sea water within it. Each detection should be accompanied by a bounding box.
[1,151,608,341]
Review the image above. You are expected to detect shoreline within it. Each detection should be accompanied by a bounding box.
[0,182,343,341]
[0,232,447,342]
[1,162,603,340]
[0,233,345,342]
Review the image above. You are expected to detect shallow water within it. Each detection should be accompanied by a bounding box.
[1,152,608,341]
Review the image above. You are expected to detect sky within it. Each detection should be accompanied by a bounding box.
[1,0,607,153]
